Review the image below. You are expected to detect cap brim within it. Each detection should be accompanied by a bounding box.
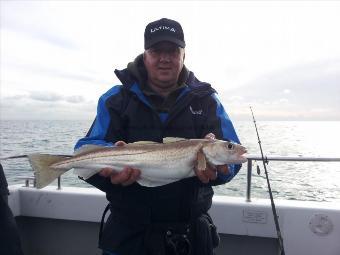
[145,36,185,49]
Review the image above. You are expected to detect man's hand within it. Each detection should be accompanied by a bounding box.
[98,141,141,186]
[194,133,229,183]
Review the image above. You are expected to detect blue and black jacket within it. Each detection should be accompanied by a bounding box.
[74,56,242,254]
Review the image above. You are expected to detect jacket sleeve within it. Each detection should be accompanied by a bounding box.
[202,93,242,186]
[74,86,125,191]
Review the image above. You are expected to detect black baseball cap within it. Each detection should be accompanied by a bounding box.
[144,18,186,49]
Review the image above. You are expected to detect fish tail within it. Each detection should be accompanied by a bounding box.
[28,154,70,189]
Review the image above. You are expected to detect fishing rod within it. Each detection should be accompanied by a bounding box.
[250,106,285,255]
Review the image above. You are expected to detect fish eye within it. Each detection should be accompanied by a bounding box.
[227,143,234,150]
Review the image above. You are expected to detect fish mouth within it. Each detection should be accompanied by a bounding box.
[236,149,248,163]
[238,155,248,163]
[240,146,247,153]
[238,147,248,163]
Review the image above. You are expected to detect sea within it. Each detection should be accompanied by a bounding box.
[1,120,340,202]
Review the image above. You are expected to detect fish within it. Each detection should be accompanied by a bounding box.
[27,137,247,189]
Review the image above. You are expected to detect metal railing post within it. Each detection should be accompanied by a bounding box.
[19,177,35,187]
[246,159,253,202]
[57,177,61,190]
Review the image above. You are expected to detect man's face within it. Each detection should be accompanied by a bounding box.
[144,41,185,90]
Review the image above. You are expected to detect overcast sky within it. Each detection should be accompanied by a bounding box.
[1,1,340,121]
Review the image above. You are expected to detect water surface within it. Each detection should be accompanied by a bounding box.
[1,120,339,202]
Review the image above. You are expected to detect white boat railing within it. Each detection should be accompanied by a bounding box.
[245,155,340,202]
[19,175,62,190]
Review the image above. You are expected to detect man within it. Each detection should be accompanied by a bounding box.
[75,18,242,255]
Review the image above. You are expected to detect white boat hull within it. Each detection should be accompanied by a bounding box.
[8,185,340,255]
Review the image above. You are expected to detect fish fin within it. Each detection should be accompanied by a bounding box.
[73,168,100,180]
[137,177,174,187]
[28,154,70,189]
[74,144,107,155]
[130,141,159,145]
[196,150,207,171]
[137,178,155,187]
[163,137,187,143]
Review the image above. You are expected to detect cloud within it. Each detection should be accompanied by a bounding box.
[2,91,86,104]
[5,61,111,85]
[223,59,340,120]
[2,1,340,121]
[1,94,27,100]
[0,94,95,120]
[2,2,77,50]
[65,95,86,103]
[228,95,245,101]
[29,91,63,102]
[29,91,86,104]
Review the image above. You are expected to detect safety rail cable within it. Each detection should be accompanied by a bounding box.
[246,155,340,202]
